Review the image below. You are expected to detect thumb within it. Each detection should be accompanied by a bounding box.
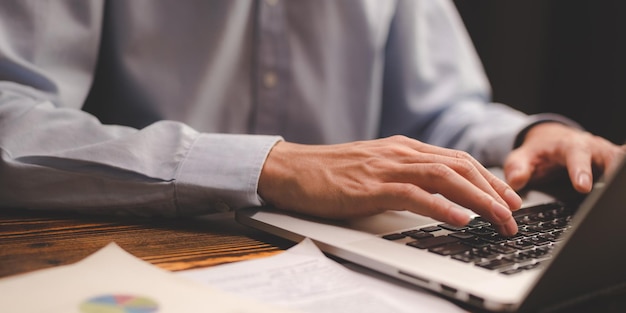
[504,149,534,191]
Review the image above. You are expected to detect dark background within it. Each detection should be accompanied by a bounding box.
[453,1,626,144]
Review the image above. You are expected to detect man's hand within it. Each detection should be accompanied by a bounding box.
[259,135,522,236]
[504,122,625,193]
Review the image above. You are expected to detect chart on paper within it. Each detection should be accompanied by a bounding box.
[79,294,159,313]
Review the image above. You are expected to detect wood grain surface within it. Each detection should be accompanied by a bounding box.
[0,208,294,278]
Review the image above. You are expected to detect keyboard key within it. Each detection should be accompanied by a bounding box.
[489,244,517,255]
[401,229,422,236]
[480,234,509,244]
[551,217,570,228]
[525,247,552,259]
[408,232,434,239]
[382,233,406,240]
[468,218,491,228]
[532,222,550,230]
[452,253,476,263]
[513,202,565,218]
[462,237,491,248]
[468,227,496,236]
[478,258,515,270]
[501,268,523,275]
[449,232,474,240]
[507,240,534,250]
[528,236,551,246]
[518,225,540,237]
[515,215,541,225]
[519,262,542,270]
[550,230,566,241]
[400,230,433,239]
[420,226,442,232]
[538,233,557,242]
[429,242,473,256]
[407,236,459,249]
[439,224,468,231]
[469,247,500,260]
[503,254,534,264]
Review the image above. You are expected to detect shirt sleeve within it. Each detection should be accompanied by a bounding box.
[0,1,282,216]
[380,0,579,166]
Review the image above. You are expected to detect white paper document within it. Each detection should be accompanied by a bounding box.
[0,243,297,313]
[179,238,467,313]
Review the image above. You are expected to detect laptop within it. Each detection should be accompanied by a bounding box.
[236,157,626,312]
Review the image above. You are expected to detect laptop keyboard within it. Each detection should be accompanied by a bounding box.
[381,202,574,275]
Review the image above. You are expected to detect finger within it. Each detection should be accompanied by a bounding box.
[391,152,520,210]
[600,143,626,176]
[564,148,594,193]
[480,167,523,211]
[374,182,518,236]
[407,143,521,209]
[444,152,522,210]
[503,148,535,191]
[606,148,626,175]
[413,164,514,222]
[399,164,516,234]
[372,182,471,226]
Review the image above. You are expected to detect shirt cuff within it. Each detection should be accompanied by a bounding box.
[512,113,583,149]
[173,133,283,216]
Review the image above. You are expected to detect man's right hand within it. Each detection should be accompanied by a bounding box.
[258,136,522,236]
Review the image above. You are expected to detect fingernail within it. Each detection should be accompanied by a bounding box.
[578,172,592,191]
[504,189,522,211]
[492,200,512,223]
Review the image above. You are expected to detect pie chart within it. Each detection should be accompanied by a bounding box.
[79,294,159,313]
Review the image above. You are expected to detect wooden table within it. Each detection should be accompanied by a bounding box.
[1,207,625,313]
[0,207,294,278]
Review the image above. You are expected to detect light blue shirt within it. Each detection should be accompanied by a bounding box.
[0,0,564,216]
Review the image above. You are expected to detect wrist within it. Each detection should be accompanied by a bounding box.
[514,121,567,148]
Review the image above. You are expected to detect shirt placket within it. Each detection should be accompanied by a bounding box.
[251,0,290,135]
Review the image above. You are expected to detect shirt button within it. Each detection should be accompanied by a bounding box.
[263,71,277,88]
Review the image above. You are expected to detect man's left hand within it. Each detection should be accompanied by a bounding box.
[504,122,625,193]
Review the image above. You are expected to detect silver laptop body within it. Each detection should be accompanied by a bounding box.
[236,159,626,312]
